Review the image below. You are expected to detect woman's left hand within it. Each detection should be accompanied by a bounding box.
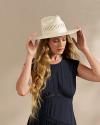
[72,29,89,52]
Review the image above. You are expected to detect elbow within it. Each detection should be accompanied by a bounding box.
[92,70,100,82]
[95,73,100,82]
[16,90,27,96]
[97,76,100,82]
[16,84,28,96]
[94,74,100,82]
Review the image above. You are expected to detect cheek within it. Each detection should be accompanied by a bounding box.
[64,42,66,46]
[50,44,57,51]
[49,41,57,49]
[60,41,66,48]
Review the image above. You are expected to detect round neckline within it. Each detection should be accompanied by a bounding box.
[50,58,63,66]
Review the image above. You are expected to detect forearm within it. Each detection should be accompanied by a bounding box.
[82,48,100,76]
[16,54,33,96]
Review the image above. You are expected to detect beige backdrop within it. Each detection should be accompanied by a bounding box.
[0,0,100,125]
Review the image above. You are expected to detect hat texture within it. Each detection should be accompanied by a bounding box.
[36,15,80,40]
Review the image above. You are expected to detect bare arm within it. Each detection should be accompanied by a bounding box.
[73,30,100,82]
[16,32,38,96]
[16,54,33,96]
[77,48,100,82]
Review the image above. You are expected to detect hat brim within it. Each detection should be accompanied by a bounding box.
[36,28,81,40]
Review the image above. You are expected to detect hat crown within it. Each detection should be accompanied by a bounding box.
[41,15,67,36]
[36,15,80,40]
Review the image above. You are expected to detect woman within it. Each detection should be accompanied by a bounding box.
[16,15,100,125]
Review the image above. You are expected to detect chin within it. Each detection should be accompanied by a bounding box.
[57,52,63,54]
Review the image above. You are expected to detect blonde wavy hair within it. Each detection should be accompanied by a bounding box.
[29,35,80,119]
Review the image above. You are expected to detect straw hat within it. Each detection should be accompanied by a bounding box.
[36,15,80,40]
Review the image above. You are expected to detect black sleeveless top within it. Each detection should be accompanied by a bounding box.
[27,57,80,125]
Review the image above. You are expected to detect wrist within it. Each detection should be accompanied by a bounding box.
[82,47,90,54]
[27,53,35,59]
[81,46,89,52]
[25,54,33,65]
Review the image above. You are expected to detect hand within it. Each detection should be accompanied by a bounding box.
[72,29,89,52]
[26,32,38,59]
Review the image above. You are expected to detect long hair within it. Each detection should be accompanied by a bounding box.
[29,35,80,119]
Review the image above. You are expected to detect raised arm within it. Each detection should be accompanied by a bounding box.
[16,54,33,96]
[73,29,100,82]
[16,32,38,96]
[77,56,100,82]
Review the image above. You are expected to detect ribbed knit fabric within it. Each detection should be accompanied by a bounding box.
[27,57,80,125]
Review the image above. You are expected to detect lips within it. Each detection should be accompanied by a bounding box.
[57,48,64,50]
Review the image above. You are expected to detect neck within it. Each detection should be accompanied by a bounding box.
[50,54,62,62]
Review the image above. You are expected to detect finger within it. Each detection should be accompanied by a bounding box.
[77,30,81,37]
[26,38,33,48]
[27,37,35,46]
[35,40,39,47]
[78,30,85,42]
[77,29,84,37]
[30,32,37,39]
[31,32,37,35]
[31,35,38,43]
[27,36,32,42]
[29,31,37,35]
[80,30,84,38]
[27,32,37,40]
[77,32,82,43]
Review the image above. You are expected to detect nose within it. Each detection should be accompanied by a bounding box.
[58,40,63,47]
